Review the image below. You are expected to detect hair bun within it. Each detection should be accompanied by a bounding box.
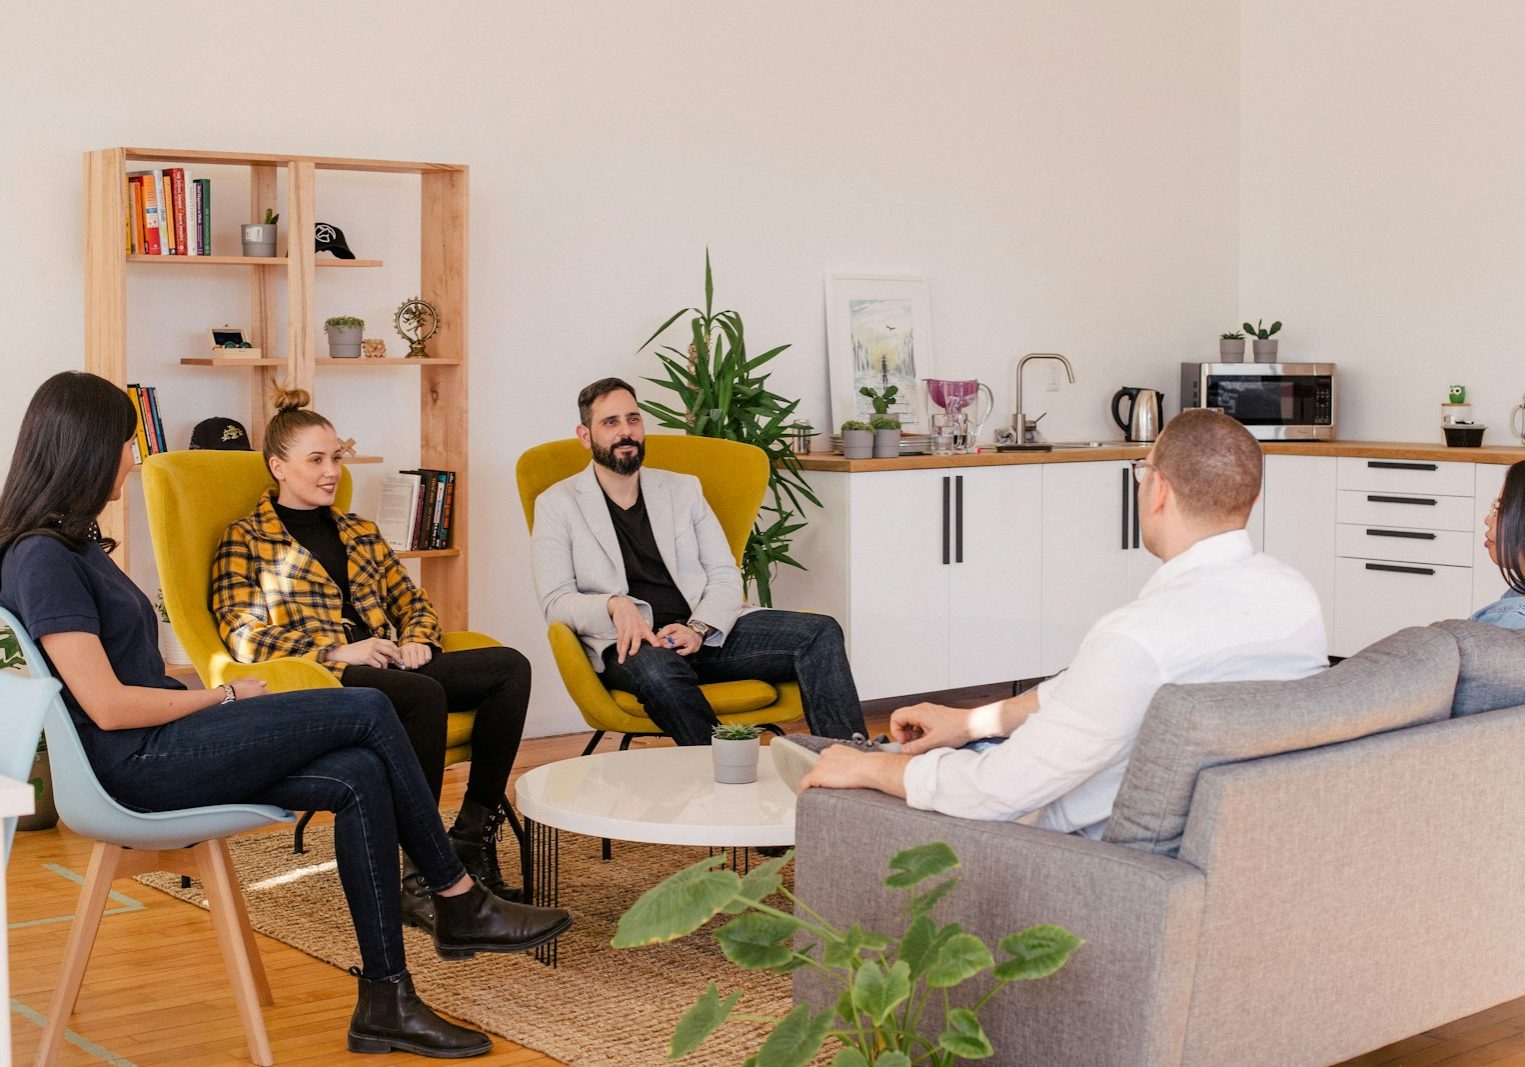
[271,386,311,413]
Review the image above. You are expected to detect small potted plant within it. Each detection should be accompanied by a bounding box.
[1244,319,1282,362]
[241,208,279,258]
[155,590,188,667]
[859,383,899,415]
[711,723,763,784]
[871,414,902,458]
[324,316,365,358]
[1219,331,1246,362]
[840,419,873,460]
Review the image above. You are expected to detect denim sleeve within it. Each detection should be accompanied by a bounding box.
[1470,595,1525,630]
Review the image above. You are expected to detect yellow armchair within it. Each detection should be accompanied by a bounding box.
[515,435,804,753]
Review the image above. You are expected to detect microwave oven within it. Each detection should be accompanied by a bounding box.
[1179,362,1336,440]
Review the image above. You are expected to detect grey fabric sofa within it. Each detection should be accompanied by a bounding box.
[793,622,1525,1066]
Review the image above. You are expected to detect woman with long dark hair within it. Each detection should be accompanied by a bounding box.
[0,371,570,1059]
[1474,460,1525,629]
[212,387,532,927]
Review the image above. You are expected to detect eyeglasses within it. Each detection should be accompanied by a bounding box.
[1131,461,1155,484]
[1488,498,1501,519]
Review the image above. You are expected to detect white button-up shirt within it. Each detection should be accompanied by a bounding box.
[902,529,1328,836]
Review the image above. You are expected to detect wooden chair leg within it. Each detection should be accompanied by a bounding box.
[198,840,274,1066]
[36,841,124,1067]
[217,838,273,1006]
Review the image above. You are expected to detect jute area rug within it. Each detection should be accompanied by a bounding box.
[135,814,794,1066]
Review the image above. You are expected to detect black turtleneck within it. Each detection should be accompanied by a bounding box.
[272,501,372,640]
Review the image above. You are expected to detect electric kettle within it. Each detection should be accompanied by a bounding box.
[1111,387,1164,443]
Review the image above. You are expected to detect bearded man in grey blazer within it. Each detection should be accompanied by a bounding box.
[530,377,867,746]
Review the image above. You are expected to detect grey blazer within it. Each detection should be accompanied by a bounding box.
[530,464,754,671]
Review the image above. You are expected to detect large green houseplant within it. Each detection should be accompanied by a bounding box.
[638,253,818,607]
[613,842,1081,1065]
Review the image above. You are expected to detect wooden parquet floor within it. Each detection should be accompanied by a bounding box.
[8,698,1525,1065]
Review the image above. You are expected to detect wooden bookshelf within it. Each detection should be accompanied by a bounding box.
[84,147,471,628]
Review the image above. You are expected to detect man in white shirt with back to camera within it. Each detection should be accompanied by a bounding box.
[798,408,1328,837]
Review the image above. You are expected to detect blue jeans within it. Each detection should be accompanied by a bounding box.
[599,610,866,746]
[98,687,469,980]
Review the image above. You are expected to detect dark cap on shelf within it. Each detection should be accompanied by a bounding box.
[314,222,356,260]
[189,417,253,451]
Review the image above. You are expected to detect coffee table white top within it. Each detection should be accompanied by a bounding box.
[515,746,796,847]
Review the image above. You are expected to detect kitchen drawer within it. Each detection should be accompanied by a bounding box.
[1337,456,1474,496]
[1332,556,1473,657]
[1336,489,1475,532]
[1335,524,1474,566]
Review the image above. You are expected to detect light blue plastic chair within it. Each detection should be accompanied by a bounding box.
[0,671,57,863]
[0,606,293,1067]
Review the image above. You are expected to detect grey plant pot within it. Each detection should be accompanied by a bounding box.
[1218,338,1246,362]
[1252,338,1280,362]
[326,325,364,358]
[711,736,760,785]
[240,223,277,257]
[873,429,902,458]
[842,429,874,459]
[17,749,57,832]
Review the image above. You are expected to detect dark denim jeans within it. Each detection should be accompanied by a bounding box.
[98,687,468,980]
[599,609,866,746]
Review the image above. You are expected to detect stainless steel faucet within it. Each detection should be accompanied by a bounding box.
[1013,353,1076,443]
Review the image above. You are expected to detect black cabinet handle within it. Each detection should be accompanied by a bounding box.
[1131,473,1141,550]
[1365,562,1435,576]
[1120,468,1130,550]
[941,477,950,565]
[1368,461,1437,471]
[1366,494,1437,506]
[1364,528,1437,540]
[954,475,964,564]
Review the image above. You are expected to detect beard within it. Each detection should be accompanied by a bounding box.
[592,436,645,476]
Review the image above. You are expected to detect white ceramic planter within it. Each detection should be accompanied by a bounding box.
[240,223,277,257]
[326,325,363,358]
[1218,338,1246,362]
[160,626,188,668]
[711,736,760,784]
[1253,338,1280,362]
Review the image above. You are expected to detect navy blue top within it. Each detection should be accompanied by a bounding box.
[0,534,183,773]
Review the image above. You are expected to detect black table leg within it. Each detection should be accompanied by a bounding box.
[529,818,560,967]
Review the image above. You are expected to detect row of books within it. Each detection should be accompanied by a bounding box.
[127,384,167,463]
[378,470,457,552]
[126,169,211,256]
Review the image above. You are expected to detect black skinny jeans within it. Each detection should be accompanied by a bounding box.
[342,646,529,808]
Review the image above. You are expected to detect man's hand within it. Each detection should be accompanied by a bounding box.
[890,702,977,755]
[326,637,403,669]
[798,746,912,798]
[608,596,658,663]
[654,623,701,656]
[397,642,434,670]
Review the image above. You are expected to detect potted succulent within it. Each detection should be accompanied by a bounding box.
[1244,319,1282,362]
[324,316,365,358]
[613,842,1081,1065]
[155,590,188,667]
[711,723,762,784]
[1,624,57,832]
[1219,331,1246,362]
[840,419,874,460]
[871,414,903,458]
[241,208,279,257]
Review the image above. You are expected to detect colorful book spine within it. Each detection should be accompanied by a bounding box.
[136,387,158,454]
[430,472,447,548]
[167,169,189,256]
[145,386,167,453]
[130,172,163,255]
[158,170,177,255]
[128,176,144,254]
[125,383,150,461]
[194,179,211,254]
[436,472,456,548]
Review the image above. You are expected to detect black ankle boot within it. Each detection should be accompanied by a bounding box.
[449,798,522,902]
[432,877,571,960]
[401,855,435,934]
[347,968,492,1058]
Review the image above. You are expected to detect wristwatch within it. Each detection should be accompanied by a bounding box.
[687,620,715,640]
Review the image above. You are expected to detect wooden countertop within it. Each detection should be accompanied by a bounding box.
[795,439,1525,472]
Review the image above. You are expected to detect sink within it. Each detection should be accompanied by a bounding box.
[1048,440,1134,449]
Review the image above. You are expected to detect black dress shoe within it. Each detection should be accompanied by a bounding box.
[432,877,571,960]
[347,968,491,1058]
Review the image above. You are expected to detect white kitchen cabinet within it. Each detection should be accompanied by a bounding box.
[1473,463,1508,611]
[1333,557,1472,653]
[775,467,1041,700]
[1263,455,1337,639]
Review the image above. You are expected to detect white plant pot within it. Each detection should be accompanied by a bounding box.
[240,223,277,257]
[872,429,902,458]
[711,736,760,784]
[160,626,188,668]
[326,325,363,358]
[841,429,874,459]
[1252,338,1280,362]
[1218,338,1246,362]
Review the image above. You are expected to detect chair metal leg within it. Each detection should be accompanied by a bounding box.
[37,841,122,1067]
[292,809,316,854]
[579,730,606,757]
[617,732,637,751]
[501,792,533,901]
[761,723,785,737]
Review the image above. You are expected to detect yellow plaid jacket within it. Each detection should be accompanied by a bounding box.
[212,489,442,679]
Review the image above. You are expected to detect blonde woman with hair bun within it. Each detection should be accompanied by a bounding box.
[212,385,535,932]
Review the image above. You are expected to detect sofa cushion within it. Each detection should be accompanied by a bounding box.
[1433,619,1525,717]
[1104,626,1458,856]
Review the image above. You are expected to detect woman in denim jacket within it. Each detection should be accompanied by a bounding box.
[1473,461,1525,629]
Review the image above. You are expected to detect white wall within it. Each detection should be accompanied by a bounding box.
[1240,0,1525,441]
[3,1,1239,736]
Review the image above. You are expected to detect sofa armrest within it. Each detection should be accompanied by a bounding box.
[794,788,1204,1067]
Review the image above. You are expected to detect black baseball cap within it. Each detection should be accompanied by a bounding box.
[314,222,356,260]
[189,417,252,451]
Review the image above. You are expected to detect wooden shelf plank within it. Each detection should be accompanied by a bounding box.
[123,147,463,174]
[180,357,287,367]
[315,357,463,366]
[347,455,383,465]
[395,548,460,559]
[164,662,199,678]
[128,255,382,267]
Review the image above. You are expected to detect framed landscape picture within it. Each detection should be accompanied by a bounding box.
[825,274,934,433]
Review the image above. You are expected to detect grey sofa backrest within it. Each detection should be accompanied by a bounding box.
[1105,626,1459,856]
